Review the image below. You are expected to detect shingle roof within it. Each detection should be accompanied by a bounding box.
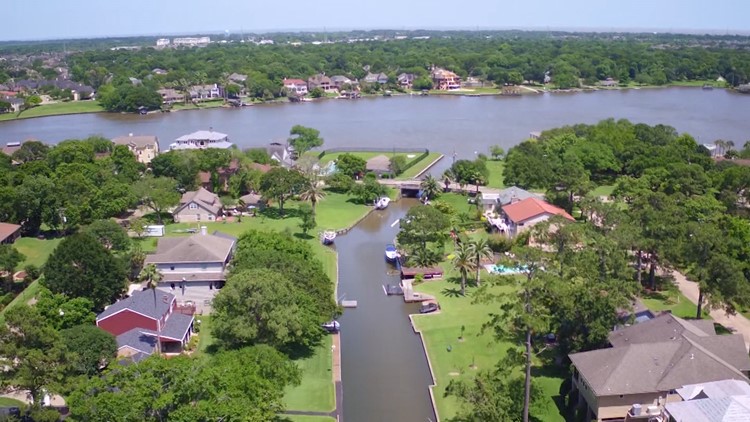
[175,130,228,142]
[98,289,174,321]
[609,313,716,347]
[666,395,750,422]
[366,155,392,172]
[496,186,542,206]
[112,135,158,150]
[676,379,750,400]
[177,187,223,215]
[116,327,158,354]
[160,313,193,341]
[501,197,574,223]
[144,233,235,264]
[240,193,262,205]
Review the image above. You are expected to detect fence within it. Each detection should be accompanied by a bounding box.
[317,147,430,176]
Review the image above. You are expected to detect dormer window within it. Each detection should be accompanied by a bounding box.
[189,203,198,210]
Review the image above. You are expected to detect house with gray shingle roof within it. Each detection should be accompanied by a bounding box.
[97,288,194,360]
[143,229,236,312]
[173,187,223,223]
[569,313,750,422]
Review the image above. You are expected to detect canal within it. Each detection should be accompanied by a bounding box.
[336,198,436,422]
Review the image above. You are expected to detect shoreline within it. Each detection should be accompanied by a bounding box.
[0,84,737,125]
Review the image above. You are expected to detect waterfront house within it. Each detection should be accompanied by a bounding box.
[112,134,160,164]
[600,78,618,87]
[462,77,484,88]
[366,155,392,176]
[143,228,236,312]
[197,159,240,192]
[569,313,750,421]
[0,222,21,244]
[267,142,295,167]
[500,197,574,237]
[282,78,308,96]
[169,130,233,151]
[173,187,223,223]
[330,75,356,89]
[664,379,750,421]
[0,96,23,113]
[189,84,223,100]
[431,67,461,90]
[397,73,415,89]
[363,72,389,84]
[228,73,247,84]
[308,74,336,93]
[96,288,194,360]
[157,88,185,104]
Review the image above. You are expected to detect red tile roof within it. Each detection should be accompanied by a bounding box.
[501,197,574,223]
[0,222,21,242]
[283,78,306,86]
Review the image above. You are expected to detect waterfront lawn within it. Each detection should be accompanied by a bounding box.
[412,279,566,422]
[284,335,335,412]
[485,160,505,189]
[397,152,444,179]
[172,99,225,110]
[0,101,103,121]
[434,192,478,215]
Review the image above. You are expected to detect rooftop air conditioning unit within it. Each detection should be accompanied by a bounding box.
[647,405,660,415]
[630,403,642,416]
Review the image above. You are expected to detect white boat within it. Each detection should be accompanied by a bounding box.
[374,196,391,210]
[320,230,336,245]
[385,244,399,263]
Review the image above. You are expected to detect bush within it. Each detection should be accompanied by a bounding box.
[24,264,41,280]
[487,233,513,253]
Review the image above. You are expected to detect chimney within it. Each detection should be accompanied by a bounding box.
[200,226,207,236]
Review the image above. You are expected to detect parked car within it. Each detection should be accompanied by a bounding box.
[419,302,439,314]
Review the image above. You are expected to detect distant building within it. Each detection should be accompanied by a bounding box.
[155,38,171,48]
[189,84,222,100]
[157,88,185,104]
[173,37,210,47]
[152,68,168,75]
[228,73,247,84]
[364,72,388,84]
[397,73,415,89]
[112,134,160,164]
[308,74,336,93]
[170,130,233,151]
[431,67,461,90]
[599,78,618,87]
[282,78,308,96]
[0,222,21,244]
[330,75,357,89]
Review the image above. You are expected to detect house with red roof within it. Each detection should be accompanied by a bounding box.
[500,197,574,237]
[282,78,308,96]
[0,222,21,244]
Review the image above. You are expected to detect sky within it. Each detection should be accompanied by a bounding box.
[4,0,750,41]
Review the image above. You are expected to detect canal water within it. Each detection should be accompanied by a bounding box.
[336,198,437,422]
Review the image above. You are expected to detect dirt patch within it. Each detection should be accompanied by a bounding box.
[448,372,460,377]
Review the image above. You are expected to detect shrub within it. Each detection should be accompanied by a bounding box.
[487,233,513,253]
[24,264,41,280]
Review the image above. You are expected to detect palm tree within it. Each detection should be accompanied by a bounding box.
[236,199,246,223]
[410,247,441,267]
[299,176,326,215]
[420,175,441,201]
[442,169,454,192]
[140,264,163,355]
[726,140,736,157]
[469,238,493,286]
[452,242,476,296]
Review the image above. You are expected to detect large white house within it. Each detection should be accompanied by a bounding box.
[169,130,234,150]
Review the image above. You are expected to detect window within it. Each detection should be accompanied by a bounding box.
[188,203,198,210]
[196,214,201,221]
[170,266,175,271]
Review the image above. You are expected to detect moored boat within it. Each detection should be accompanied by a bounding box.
[374,196,391,209]
[385,244,399,262]
[320,230,336,245]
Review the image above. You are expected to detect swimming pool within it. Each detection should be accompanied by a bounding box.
[485,264,526,275]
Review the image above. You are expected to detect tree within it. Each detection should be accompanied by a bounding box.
[326,172,355,193]
[259,167,306,215]
[489,145,505,160]
[389,155,407,176]
[133,176,180,225]
[288,125,324,154]
[336,153,366,178]
[412,77,433,91]
[24,94,42,109]
[469,238,493,286]
[309,87,324,98]
[140,263,163,354]
[60,324,117,377]
[0,305,67,407]
[42,232,127,311]
[350,174,388,204]
[420,175,441,201]
[12,140,49,163]
[212,269,324,353]
[35,287,96,330]
[0,244,24,291]
[298,203,317,234]
[83,219,131,252]
[130,217,146,238]
[452,242,476,296]
[298,176,326,215]
[398,205,451,257]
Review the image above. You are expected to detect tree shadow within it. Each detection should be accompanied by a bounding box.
[293,232,314,240]
[441,287,464,298]
[531,364,574,422]
[259,207,302,220]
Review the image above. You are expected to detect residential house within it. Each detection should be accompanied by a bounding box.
[249,162,272,173]
[156,38,171,48]
[282,78,308,96]
[239,193,264,211]
[366,155,392,176]
[431,67,461,90]
[143,228,236,312]
[228,73,247,84]
[189,84,223,100]
[665,379,750,421]
[0,222,21,244]
[500,197,574,237]
[157,88,185,104]
[364,72,389,84]
[169,130,233,150]
[173,187,223,223]
[173,37,211,47]
[397,73,415,89]
[462,77,484,88]
[600,78,618,87]
[330,75,356,89]
[0,96,24,113]
[152,68,168,75]
[308,74,336,93]
[267,142,295,168]
[569,313,750,422]
[197,159,240,192]
[112,134,160,164]
[480,187,541,214]
[96,289,194,360]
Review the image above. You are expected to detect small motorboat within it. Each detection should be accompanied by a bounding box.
[322,320,340,333]
[374,196,391,210]
[320,230,336,245]
[385,244,399,263]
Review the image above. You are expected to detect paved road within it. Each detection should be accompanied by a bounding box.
[672,270,750,350]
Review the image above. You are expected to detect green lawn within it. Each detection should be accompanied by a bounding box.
[172,99,225,110]
[284,336,335,412]
[0,397,25,407]
[641,290,703,319]
[434,192,479,215]
[412,279,566,422]
[485,160,505,189]
[0,101,103,121]
[398,152,444,179]
[196,315,214,353]
[590,185,615,198]
[13,237,62,269]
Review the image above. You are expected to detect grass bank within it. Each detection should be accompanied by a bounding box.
[0,397,25,407]
[0,101,103,121]
[485,160,505,189]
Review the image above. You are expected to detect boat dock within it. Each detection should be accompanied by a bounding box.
[341,300,358,308]
[401,279,435,303]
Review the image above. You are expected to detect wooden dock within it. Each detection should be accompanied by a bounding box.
[401,279,435,303]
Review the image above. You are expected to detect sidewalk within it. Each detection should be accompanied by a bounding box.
[672,270,750,350]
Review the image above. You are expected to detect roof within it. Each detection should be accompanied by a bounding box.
[97,288,174,321]
[240,193,263,205]
[676,379,750,401]
[401,266,443,277]
[161,271,227,283]
[144,233,235,264]
[501,197,574,223]
[609,313,717,347]
[228,73,247,82]
[160,313,194,340]
[366,155,392,172]
[112,135,158,150]
[496,186,542,206]
[249,162,272,173]
[283,78,306,86]
[570,338,750,396]
[177,187,223,215]
[116,327,158,354]
[666,395,750,422]
[0,222,21,242]
[175,130,228,142]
